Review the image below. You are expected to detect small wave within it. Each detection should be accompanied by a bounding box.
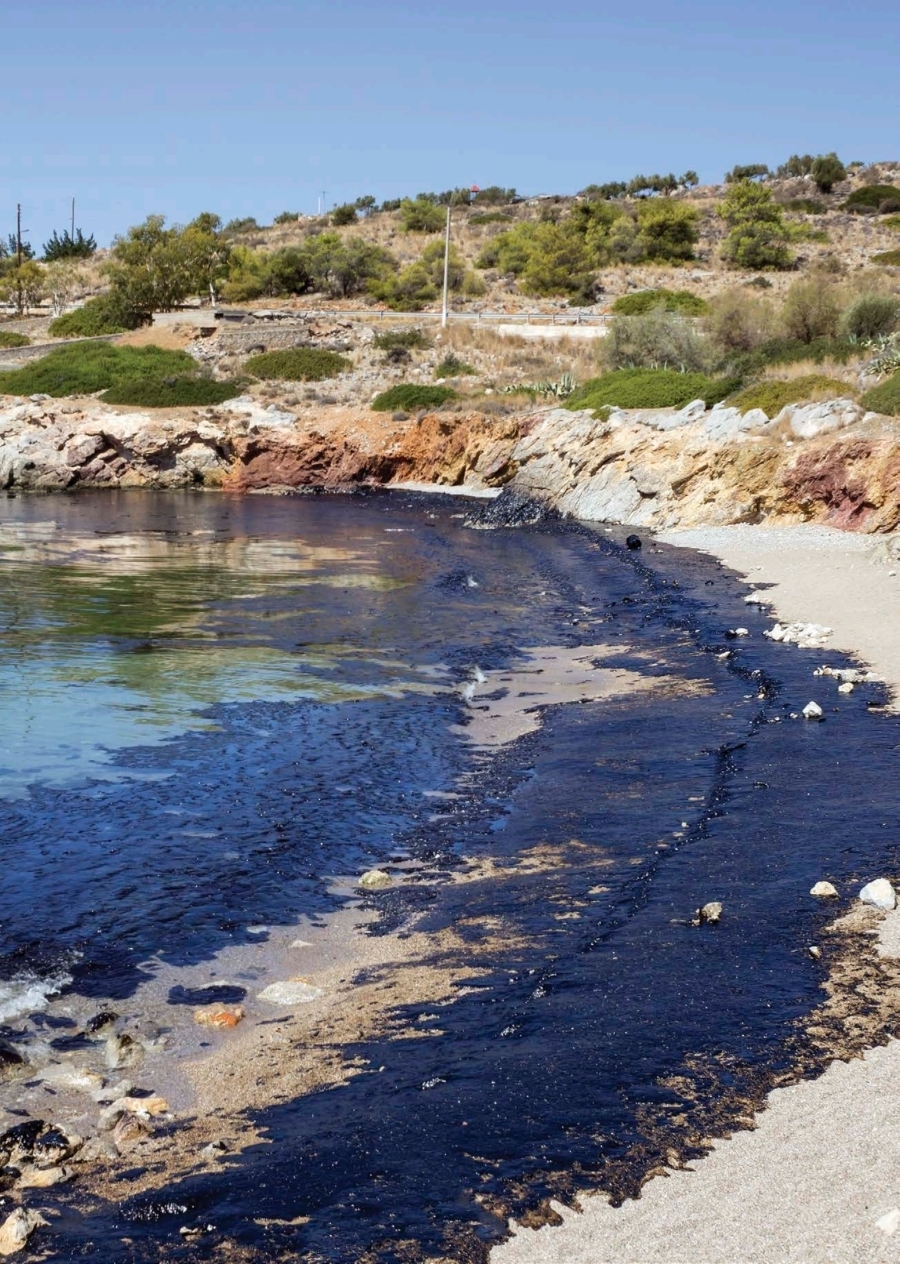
[0,971,72,1023]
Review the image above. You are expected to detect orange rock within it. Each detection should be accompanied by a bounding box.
[193,1006,244,1030]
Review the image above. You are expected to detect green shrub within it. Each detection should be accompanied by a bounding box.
[48,293,143,337]
[634,199,699,262]
[224,217,261,234]
[368,262,437,311]
[611,288,709,316]
[844,186,899,213]
[244,348,350,381]
[435,353,475,378]
[860,371,900,416]
[810,153,846,193]
[602,310,712,373]
[567,368,733,412]
[727,336,858,377]
[372,327,431,351]
[399,198,446,233]
[0,342,205,397]
[705,289,775,353]
[42,228,96,260]
[0,330,30,348]
[331,204,358,226]
[782,198,827,215]
[370,384,456,412]
[101,376,241,406]
[883,216,900,230]
[780,276,842,343]
[842,294,900,340]
[469,212,513,225]
[718,182,794,270]
[729,375,851,417]
[872,250,900,267]
[274,210,300,224]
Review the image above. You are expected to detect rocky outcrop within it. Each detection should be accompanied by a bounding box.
[3,390,900,533]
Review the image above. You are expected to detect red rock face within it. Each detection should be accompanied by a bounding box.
[784,441,877,528]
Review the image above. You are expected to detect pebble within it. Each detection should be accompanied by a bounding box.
[112,1113,150,1152]
[105,1032,143,1070]
[358,868,392,890]
[877,1208,900,1236]
[625,534,641,550]
[860,878,897,911]
[837,681,854,694]
[696,902,723,925]
[258,979,323,1005]
[808,946,822,960]
[16,1164,72,1190]
[810,881,838,898]
[802,701,823,720]
[194,1006,244,1029]
[0,1208,46,1257]
[765,622,833,648]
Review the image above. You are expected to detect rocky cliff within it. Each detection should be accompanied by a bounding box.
[3,391,900,532]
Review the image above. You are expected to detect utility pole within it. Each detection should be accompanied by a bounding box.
[441,206,451,329]
[71,197,75,238]
[16,203,23,316]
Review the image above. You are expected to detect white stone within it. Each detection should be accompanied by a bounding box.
[765,623,785,641]
[802,701,823,720]
[699,901,722,924]
[837,681,854,694]
[744,592,769,606]
[258,980,323,1005]
[358,868,392,890]
[0,1209,46,1257]
[810,881,838,898]
[860,879,897,912]
[876,1208,900,1236]
[676,398,707,422]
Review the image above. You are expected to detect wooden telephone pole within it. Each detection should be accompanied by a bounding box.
[15,203,23,315]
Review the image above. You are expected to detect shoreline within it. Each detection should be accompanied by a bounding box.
[495,520,900,1264]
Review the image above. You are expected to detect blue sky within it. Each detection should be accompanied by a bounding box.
[4,0,897,248]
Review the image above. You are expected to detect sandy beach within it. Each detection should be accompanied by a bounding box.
[494,522,900,1264]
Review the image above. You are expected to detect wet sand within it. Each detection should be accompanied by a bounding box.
[495,523,900,1264]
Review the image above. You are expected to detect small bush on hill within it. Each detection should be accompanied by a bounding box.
[729,375,852,417]
[810,153,846,193]
[844,186,900,213]
[101,376,241,406]
[705,290,775,354]
[399,199,446,233]
[882,216,900,230]
[331,204,358,226]
[435,354,475,378]
[860,371,900,416]
[780,276,842,343]
[567,369,733,412]
[842,294,900,341]
[611,289,709,316]
[274,210,300,224]
[224,217,261,234]
[872,250,900,267]
[718,182,794,270]
[0,342,207,398]
[726,336,858,377]
[371,384,456,412]
[602,310,712,373]
[782,198,827,215]
[373,328,431,352]
[0,331,30,348]
[469,212,513,225]
[244,348,350,381]
[42,228,96,261]
[49,293,144,337]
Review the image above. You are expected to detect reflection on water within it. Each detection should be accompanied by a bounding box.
[0,517,430,796]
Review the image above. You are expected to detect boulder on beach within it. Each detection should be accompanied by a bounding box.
[860,878,897,911]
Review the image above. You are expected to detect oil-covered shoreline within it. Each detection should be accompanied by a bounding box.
[1,491,899,1261]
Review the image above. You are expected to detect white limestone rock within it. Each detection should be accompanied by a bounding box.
[860,878,897,911]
